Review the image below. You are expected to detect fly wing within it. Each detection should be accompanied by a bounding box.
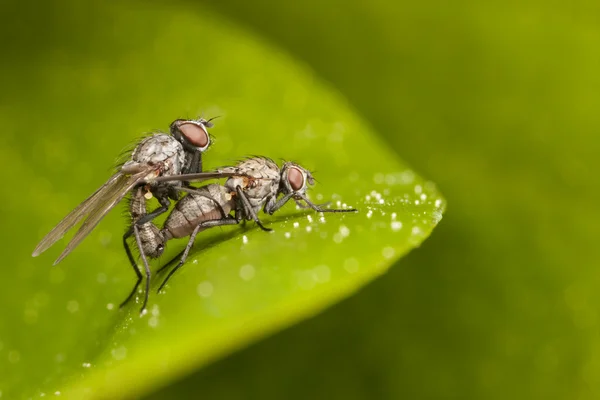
[32,172,127,257]
[51,169,152,265]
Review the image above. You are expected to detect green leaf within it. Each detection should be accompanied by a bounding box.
[0,1,444,399]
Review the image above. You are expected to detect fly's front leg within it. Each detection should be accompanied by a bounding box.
[297,193,357,213]
[236,186,272,232]
[264,193,294,215]
[157,217,240,293]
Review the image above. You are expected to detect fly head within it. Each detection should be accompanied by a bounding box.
[280,162,314,199]
[171,118,213,174]
[170,118,212,152]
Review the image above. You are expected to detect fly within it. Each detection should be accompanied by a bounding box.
[32,118,214,265]
[131,157,357,298]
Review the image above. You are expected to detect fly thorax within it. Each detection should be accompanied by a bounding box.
[132,134,185,175]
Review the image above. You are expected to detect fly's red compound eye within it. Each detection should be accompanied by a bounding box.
[288,167,305,191]
[179,122,209,149]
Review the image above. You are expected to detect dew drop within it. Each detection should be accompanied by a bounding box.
[382,247,396,259]
[242,235,248,244]
[106,303,114,310]
[111,346,127,361]
[333,233,343,244]
[400,169,415,184]
[385,174,397,185]
[82,362,91,368]
[313,265,331,283]
[344,258,359,273]
[306,226,313,233]
[339,225,350,237]
[412,226,423,236]
[151,304,160,317]
[239,264,256,281]
[391,221,403,232]
[284,232,291,239]
[148,316,159,328]
[197,281,213,298]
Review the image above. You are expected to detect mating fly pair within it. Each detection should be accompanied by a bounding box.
[32,119,357,314]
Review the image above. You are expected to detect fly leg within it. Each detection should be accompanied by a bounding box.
[264,193,294,215]
[120,187,162,309]
[119,224,152,314]
[157,217,239,293]
[236,186,272,231]
[133,195,171,226]
[120,194,173,309]
[294,200,331,209]
[296,193,357,213]
[264,193,357,215]
[155,191,228,275]
[120,225,142,308]
[135,224,152,314]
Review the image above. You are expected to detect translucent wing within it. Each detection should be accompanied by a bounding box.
[32,165,154,264]
[51,169,152,265]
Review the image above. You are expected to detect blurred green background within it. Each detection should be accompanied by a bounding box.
[2,0,599,398]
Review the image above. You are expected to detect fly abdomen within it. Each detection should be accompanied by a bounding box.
[163,184,235,239]
[138,224,165,259]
